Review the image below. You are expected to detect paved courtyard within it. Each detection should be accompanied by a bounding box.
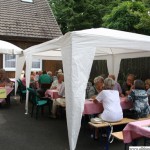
[0,96,132,150]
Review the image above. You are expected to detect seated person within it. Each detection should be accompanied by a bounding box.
[123,79,150,119]
[145,79,150,101]
[86,76,104,99]
[93,78,123,122]
[30,71,36,82]
[21,74,26,87]
[122,74,135,96]
[0,69,13,105]
[86,81,93,98]
[50,82,65,118]
[47,71,53,82]
[0,69,12,87]
[108,74,123,97]
[37,71,52,96]
[38,70,52,86]
[50,73,64,91]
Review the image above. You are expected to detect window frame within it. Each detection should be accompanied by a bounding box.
[3,54,42,71]
[31,58,42,71]
[3,54,16,71]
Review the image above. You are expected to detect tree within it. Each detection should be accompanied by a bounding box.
[49,0,117,34]
[102,1,150,34]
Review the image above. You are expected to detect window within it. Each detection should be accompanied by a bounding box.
[3,54,42,71]
[3,54,16,71]
[21,0,33,3]
[31,58,42,71]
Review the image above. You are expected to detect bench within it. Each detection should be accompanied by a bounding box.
[111,131,123,141]
[88,115,150,150]
[88,118,135,128]
[88,118,134,150]
[111,131,128,150]
[89,114,150,128]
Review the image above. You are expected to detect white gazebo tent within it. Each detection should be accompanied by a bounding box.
[23,28,150,150]
[0,40,24,94]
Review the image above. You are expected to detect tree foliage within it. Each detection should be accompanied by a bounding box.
[49,0,150,35]
[102,1,149,34]
[49,0,116,34]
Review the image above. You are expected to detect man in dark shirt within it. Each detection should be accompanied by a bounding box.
[122,74,135,96]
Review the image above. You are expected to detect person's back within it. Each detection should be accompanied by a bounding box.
[39,72,52,84]
[124,79,150,119]
[96,90,123,122]
[128,89,150,118]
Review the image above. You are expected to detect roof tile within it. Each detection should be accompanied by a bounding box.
[0,0,62,40]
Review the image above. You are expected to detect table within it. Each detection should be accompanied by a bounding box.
[0,87,13,103]
[83,97,133,115]
[123,119,150,143]
[83,99,103,115]
[45,89,60,99]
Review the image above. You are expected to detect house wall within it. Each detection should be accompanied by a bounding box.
[43,60,63,75]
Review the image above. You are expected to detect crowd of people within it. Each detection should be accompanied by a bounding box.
[87,74,150,123]
[20,69,65,118]
[1,67,150,121]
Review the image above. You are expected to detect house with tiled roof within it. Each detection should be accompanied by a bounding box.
[0,0,62,77]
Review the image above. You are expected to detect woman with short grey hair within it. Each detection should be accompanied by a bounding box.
[104,77,115,89]
[86,76,104,99]
[93,78,123,122]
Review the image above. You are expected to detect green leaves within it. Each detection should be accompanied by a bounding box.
[102,1,149,33]
[48,0,150,35]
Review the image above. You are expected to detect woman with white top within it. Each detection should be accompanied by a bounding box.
[93,78,123,122]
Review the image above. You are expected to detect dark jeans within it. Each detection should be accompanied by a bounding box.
[123,109,140,119]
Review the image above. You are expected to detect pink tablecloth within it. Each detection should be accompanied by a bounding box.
[123,119,150,143]
[83,97,133,115]
[45,89,60,99]
[0,87,13,103]
[83,100,103,115]
[120,97,133,109]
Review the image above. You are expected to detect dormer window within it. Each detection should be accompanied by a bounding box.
[21,0,33,3]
